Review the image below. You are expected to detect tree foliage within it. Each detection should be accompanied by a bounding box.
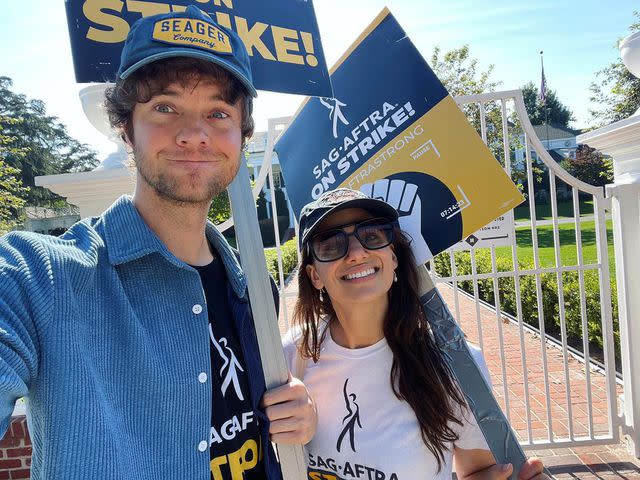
[0,160,28,234]
[430,45,501,97]
[0,116,29,234]
[521,81,574,127]
[207,151,252,225]
[0,77,99,206]
[430,45,502,139]
[560,144,613,187]
[589,11,640,126]
[429,45,531,187]
[208,190,231,225]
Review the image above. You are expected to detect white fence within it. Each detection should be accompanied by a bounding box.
[438,90,619,450]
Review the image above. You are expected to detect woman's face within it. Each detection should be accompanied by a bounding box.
[305,208,398,312]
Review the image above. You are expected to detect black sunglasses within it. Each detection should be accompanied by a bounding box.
[308,218,395,262]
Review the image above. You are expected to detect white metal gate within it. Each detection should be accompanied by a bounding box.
[437,90,620,450]
[223,90,621,452]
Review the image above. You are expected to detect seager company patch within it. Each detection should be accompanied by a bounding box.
[152,18,233,55]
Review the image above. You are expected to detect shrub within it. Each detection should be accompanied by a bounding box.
[433,250,619,361]
[259,215,290,247]
[265,238,298,282]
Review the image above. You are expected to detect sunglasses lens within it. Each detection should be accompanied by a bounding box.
[312,230,348,262]
[310,219,395,262]
[356,221,394,249]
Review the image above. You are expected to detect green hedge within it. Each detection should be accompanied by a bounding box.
[433,250,620,362]
[265,238,299,282]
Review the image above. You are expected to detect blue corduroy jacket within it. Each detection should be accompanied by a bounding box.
[0,196,283,480]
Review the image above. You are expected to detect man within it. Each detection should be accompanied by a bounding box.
[0,6,313,479]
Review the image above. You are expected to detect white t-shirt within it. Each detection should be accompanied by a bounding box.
[283,327,490,480]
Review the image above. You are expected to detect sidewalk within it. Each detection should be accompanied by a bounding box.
[279,275,640,479]
[437,285,640,479]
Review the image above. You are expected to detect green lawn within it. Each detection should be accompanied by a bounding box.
[494,220,615,276]
[513,200,594,221]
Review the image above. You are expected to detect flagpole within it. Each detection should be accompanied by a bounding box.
[540,51,550,149]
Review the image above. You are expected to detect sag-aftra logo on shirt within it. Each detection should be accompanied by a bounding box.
[336,378,362,453]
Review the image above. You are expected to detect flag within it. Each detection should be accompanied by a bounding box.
[539,53,547,104]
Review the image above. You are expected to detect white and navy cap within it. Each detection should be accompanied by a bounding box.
[117,5,256,97]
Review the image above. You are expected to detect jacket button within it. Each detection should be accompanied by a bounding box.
[198,440,208,452]
[198,372,208,383]
[192,304,203,314]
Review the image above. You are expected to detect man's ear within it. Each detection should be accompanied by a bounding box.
[305,264,324,290]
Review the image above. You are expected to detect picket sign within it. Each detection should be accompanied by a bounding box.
[227,161,307,479]
[417,267,551,480]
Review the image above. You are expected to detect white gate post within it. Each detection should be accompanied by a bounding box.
[578,116,640,457]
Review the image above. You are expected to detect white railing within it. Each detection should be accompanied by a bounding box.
[440,90,619,450]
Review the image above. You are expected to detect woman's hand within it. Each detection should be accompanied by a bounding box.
[461,458,550,480]
[515,458,550,480]
[260,374,317,444]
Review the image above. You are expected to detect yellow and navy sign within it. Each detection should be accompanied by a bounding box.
[152,18,232,53]
[64,0,331,96]
[276,8,525,262]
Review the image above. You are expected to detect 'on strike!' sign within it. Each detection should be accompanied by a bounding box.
[64,0,332,96]
[275,8,524,265]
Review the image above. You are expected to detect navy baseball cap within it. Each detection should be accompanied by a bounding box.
[117,5,257,97]
[298,188,399,251]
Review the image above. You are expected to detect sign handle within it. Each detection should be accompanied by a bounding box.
[227,161,307,479]
[417,266,528,479]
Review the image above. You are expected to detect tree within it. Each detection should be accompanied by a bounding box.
[0,160,27,234]
[430,45,501,97]
[431,46,502,140]
[589,11,640,126]
[521,81,574,127]
[0,116,29,233]
[0,77,99,206]
[560,144,613,187]
[208,190,232,225]
[207,151,256,226]
[430,44,530,188]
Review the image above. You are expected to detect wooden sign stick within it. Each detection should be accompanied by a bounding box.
[227,160,307,479]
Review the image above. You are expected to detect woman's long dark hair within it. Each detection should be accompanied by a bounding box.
[293,225,467,470]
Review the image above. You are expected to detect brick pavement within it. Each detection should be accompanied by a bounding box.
[279,274,640,478]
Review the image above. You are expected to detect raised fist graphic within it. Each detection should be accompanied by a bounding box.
[360,179,433,261]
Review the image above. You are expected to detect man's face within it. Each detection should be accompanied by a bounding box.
[129,78,244,204]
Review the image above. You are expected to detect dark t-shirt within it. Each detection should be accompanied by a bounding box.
[193,255,266,480]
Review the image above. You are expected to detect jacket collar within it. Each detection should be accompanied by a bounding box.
[101,195,247,298]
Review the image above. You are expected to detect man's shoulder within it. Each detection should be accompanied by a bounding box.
[0,217,106,271]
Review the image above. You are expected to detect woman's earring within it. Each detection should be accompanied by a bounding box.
[319,288,324,302]
[393,271,398,283]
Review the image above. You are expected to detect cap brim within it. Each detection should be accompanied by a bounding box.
[302,197,399,246]
[119,49,258,98]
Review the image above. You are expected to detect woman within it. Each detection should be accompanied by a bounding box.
[279,188,547,480]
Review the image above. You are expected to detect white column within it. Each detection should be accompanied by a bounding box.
[578,115,640,457]
[35,84,135,218]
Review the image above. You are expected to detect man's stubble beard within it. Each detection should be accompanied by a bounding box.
[133,146,240,206]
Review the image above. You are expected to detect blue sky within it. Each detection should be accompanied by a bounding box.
[0,0,636,161]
